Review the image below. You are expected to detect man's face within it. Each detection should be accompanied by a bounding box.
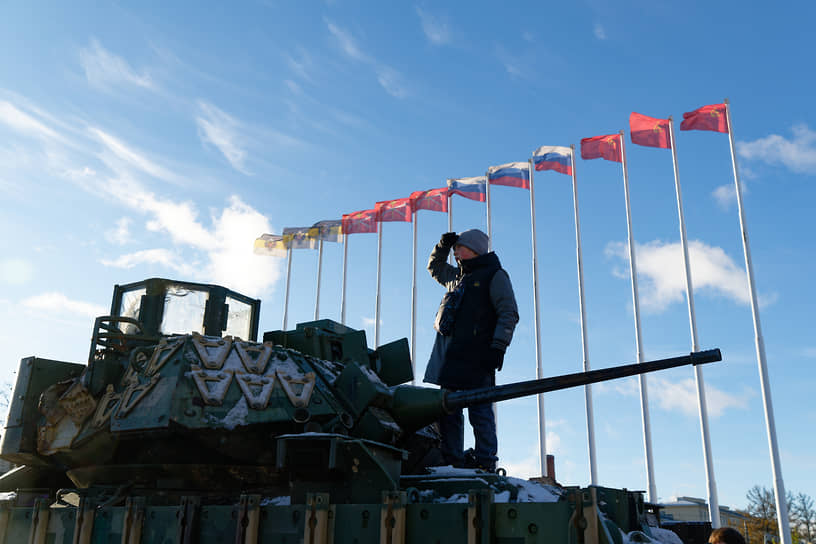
[454,244,478,261]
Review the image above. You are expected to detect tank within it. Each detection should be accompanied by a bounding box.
[0,278,721,543]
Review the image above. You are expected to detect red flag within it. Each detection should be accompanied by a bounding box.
[375,198,413,222]
[629,112,670,148]
[680,103,728,133]
[342,209,377,234]
[580,134,622,162]
[410,188,448,213]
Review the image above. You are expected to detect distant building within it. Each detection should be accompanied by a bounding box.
[661,496,751,534]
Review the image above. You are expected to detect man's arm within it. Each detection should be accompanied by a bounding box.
[427,234,460,289]
[489,270,519,351]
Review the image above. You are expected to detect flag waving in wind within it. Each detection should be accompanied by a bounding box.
[342,209,378,234]
[410,187,448,213]
[312,220,343,242]
[680,103,728,133]
[447,176,487,202]
[253,233,288,256]
[375,197,413,222]
[282,226,319,249]
[532,146,572,175]
[630,113,670,148]
[581,134,622,162]
[487,161,531,189]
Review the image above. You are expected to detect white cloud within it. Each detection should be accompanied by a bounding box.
[101,248,194,276]
[416,7,451,45]
[79,38,154,91]
[195,101,251,175]
[801,347,816,358]
[284,47,314,82]
[376,66,410,99]
[105,217,132,245]
[22,292,107,318]
[649,377,751,418]
[0,259,34,285]
[501,432,561,479]
[89,127,179,183]
[604,239,766,312]
[712,183,736,210]
[737,124,816,174]
[325,19,370,62]
[0,101,60,141]
[594,23,607,40]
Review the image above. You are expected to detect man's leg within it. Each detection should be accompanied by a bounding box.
[438,408,465,467]
[468,374,497,470]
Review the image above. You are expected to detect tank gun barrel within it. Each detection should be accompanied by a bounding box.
[444,349,721,412]
[389,349,721,431]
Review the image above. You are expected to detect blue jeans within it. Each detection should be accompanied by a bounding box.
[439,373,497,467]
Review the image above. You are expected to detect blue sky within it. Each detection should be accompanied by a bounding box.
[1,1,814,511]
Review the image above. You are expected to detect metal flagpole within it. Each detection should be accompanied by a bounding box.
[527,159,547,477]
[724,99,791,544]
[375,221,383,348]
[485,172,493,252]
[570,145,598,485]
[668,117,720,527]
[619,130,657,503]
[341,234,348,325]
[410,209,418,385]
[282,247,293,330]
[447,192,454,265]
[314,239,324,320]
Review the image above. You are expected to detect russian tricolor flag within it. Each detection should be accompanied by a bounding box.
[532,146,572,175]
[487,162,530,189]
[447,176,487,202]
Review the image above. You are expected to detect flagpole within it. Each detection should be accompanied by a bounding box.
[447,191,454,265]
[410,209,418,385]
[620,130,656,503]
[527,159,547,477]
[485,172,493,252]
[341,234,348,325]
[314,239,324,321]
[724,99,791,544]
[282,247,293,330]
[570,145,598,485]
[375,221,383,348]
[668,117,720,527]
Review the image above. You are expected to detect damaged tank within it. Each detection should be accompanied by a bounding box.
[0,277,721,543]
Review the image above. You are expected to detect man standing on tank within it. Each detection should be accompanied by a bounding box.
[424,229,519,472]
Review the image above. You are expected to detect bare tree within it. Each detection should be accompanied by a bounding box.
[794,493,814,544]
[747,485,778,543]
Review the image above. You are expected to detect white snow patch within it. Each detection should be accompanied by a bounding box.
[359,365,387,386]
[0,492,16,501]
[222,397,248,430]
[503,477,562,503]
[260,496,291,506]
[646,527,683,544]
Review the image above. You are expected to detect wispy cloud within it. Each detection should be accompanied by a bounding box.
[712,183,736,210]
[593,23,607,40]
[79,38,154,91]
[284,46,315,82]
[415,7,452,46]
[737,124,816,174]
[604,239,775,312]
[325,19,370,62]
[105,217,132,245]
[89,127,180,183]
[195,101,251,175]
[0,101,61,141]
[101,248,194,275]
[649,377,752,418]
[495,45,526,79]
[324,19,410,99]
[0,258,34,285]
[376,66,410,99]
[22,292,107,318]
